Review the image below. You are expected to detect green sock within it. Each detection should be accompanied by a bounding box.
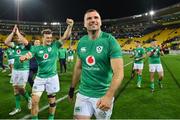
[22,91,31,101]
[158,79,162,84]
[31,116,38,120]
[137,75,142,83]
[48,113,54,120]
[150,82,155,89]
[15,94,21,109]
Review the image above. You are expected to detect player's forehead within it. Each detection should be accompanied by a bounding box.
[35,39,40,42]
[84,11,100,19]
[44,34,52,37]
[151,41,156,44]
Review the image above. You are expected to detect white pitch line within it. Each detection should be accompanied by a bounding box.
[20,90,78,119]
[124,61,133,67]
[20,61,133,119]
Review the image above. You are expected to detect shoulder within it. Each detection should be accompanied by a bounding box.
[79,35,88,42]
[31,45,41,51]
[141,47,145,50]
[100,32,115,41]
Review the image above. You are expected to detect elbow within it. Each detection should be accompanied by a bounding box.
[120,69,124,81]
[61,36,67,41]
[4,41,7,45]
[4,40,9,46]
[24,41,29,46]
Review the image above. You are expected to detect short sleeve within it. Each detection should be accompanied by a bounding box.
[109,35,122,58]
[30,46,37,57]
[54,40,62,48]
[142,48,145,54]
[76,41,81,58]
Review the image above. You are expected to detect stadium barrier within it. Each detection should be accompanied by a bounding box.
[169,50,180,55]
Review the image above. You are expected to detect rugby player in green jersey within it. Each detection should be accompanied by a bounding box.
[5,47,15,76]
[58,46,67,73]
[146,40,164,92]
[68,9,124,119]
[67,47,74,63]
[4,25,32,115]
[130,40,146,88]
[20,18,74,120]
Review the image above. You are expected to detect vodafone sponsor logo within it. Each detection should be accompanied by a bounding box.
[86,55,95,66]
[16,49,21,54]
[43,53,49,59]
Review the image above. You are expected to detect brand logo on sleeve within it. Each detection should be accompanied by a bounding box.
[39,50,44,54]
[86,55,95,66]
[80,47,86,53]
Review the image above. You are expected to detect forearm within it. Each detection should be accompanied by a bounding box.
[20,52,32,62]
[160,50,164,56]
[4,32,14,46]
[60,25,73,41]
[137,54,146,60]
[71,67,81,88]
[106,58,124,98]
[17,32,28,45]
[148,51,154,57]
[105,72,124,98]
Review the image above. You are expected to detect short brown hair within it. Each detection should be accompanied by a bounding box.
[135,40,141,43]
[84,9,100,15]
[41,29,52,35]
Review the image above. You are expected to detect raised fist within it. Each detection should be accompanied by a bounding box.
[66,18,74,27]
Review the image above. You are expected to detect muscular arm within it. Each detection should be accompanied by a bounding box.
[71,57,82,88]
[4,32,14,47]
[59,18,74,42]
[68,57,82,101]
[16,28,28,46]
[106,58,124,98]
[136,54,146,61]
[19,51,33,62]
[4,25,17,47]
[97,58,124,111]
[160,48,164,56]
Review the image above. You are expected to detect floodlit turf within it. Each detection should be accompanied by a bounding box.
[0,54,180,119]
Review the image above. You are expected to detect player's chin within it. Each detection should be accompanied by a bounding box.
[46,42,52,45]
[89,27,99,31]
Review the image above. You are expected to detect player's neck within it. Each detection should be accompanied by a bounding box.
[88,30,101,40]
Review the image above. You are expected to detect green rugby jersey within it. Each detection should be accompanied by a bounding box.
[133,47,145,64]
[12,43,30,70]
[5,47,15,60]
[30,40,62,78]
[146,46,161,64]
[77,31,122,98]
[58,48,67,59]
[67,49,74,56]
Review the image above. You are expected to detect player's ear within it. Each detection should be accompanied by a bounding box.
[100,20,102,27]
[84,21,87,28]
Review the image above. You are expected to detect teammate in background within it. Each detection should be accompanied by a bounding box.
[67,47,74,63]
[130,40,146,88]
[20,18,74,120]
[4,25,32,115]
[58,46,67,74]
[0,47,6,73]
[68,9,124,119]
[27,40,40,87]
[5,46,15,76]
[146,40,164,92]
